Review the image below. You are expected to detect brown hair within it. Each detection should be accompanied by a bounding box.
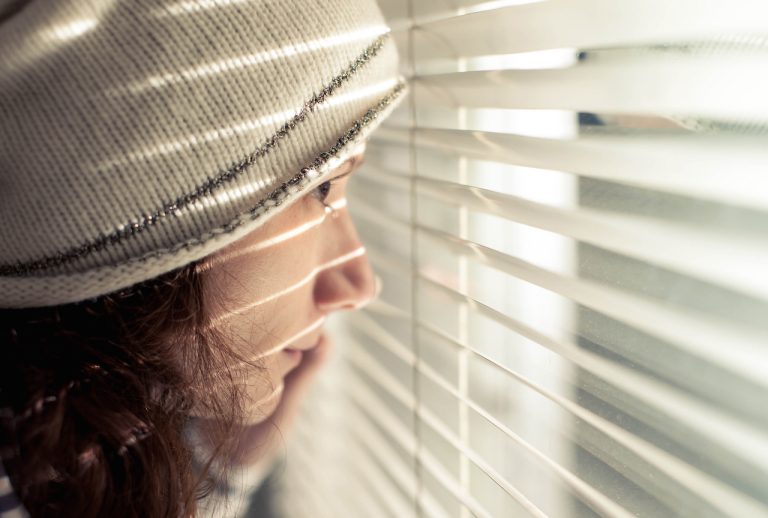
[0,263,244,517]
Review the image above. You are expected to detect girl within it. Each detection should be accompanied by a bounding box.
[0,0,405,516]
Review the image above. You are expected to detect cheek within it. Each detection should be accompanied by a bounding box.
[218,277,318,359]
[238,362,282,418]
[236,346,309,423]
[213,244,319,306]
[205,199,325,304]
[206,224,324,357]
[199,201,333,421]
[239,377,284,424]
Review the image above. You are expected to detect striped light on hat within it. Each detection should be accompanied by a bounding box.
[0,0,406,307]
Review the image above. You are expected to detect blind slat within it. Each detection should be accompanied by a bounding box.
[364,270,768,497]
[415,175,768,299]
[415,315,768,489]
[374,125,768,213]
[294,2,768,517]
[352,303,768,518]
[410,353,627,517]
[349,395,474,518]
[412,0,768,57]
[348,353,546,518]
[347,420,452,518]
[419,314,765,498]
[290,433,385,518]
[412,272,768,467]
[347,345,416,410]
[415,55,768,119]
[414,225,768,390]
[354,164,768,303]
[352,312,415,364]
[405,329,765,517]
[417,328,768,518]
[364,244,768,464]
[347,367,496,518]
[353,245,768,516]
[346,433,421,518]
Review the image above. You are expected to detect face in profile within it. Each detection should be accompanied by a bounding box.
[200,146,376,425]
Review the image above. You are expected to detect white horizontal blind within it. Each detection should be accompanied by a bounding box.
[277,1,768,517]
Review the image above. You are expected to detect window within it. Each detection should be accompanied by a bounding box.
[275,2,768,517]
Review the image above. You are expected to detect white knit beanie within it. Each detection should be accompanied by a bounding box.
[0,0,405,308]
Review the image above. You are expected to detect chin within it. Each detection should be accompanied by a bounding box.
[242,384,284,425]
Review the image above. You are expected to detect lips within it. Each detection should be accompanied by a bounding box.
[284,333,322,354]
[282,334,322,373]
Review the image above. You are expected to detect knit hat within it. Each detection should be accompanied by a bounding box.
[0,0,406,308]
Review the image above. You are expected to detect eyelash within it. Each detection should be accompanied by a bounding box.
[310,180,333,204]
[308,154,361,206]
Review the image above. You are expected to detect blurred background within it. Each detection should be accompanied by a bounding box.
[255,1,768,517]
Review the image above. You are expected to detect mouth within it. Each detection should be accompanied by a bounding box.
[284,334,322,355]
[283,333,323,363]
[287,330,324,352]
[283,348,302,364]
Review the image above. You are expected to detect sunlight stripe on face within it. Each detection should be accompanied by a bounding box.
[351,274,383,310]
[248,383,284,412]
[252,316,327,360]
[201,215,325,272]
[201,198,348,271]
[210,246,366,326]
[246,199,348,252]
[211,317,325,377]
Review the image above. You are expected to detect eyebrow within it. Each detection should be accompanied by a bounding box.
[329,153,366,181]
[329,169,355,183]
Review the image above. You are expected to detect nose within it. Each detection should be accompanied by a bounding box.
[314,248,377,312]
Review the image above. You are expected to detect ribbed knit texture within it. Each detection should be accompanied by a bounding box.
[0,0,406,307]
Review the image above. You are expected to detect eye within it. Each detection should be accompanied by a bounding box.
[307,156,360,207]
[310,180,333,204]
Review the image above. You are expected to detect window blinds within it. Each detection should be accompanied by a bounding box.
[277,2,768,517]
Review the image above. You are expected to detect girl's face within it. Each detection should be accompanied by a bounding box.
[201,147,375,424]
